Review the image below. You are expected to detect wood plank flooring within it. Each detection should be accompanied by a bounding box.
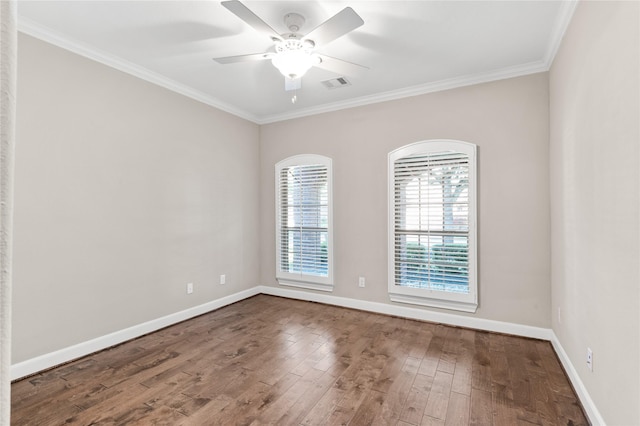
[11,295,588,425]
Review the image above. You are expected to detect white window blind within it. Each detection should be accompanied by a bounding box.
[276,155,333,290]
[388,141,477,312]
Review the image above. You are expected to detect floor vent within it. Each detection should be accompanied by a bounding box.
[321,77,351,89]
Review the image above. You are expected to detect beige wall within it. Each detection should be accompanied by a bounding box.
[549,2,640,424]
[13,34,260,363]
[14,4,639,421]
[260,73,551,328]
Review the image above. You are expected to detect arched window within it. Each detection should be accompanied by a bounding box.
[276,154,333,291]
[388,140,477,312]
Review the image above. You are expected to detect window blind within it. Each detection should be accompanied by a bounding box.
[393,150,470,293]
[278,163,329,278]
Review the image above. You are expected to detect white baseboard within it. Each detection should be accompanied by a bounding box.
[550,332,605,426]
[261,285,605,424]
[258,285,552,340]
[10,287,260,381]
[11,284,603,426]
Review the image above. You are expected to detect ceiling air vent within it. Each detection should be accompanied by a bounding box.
[321,77,352,89]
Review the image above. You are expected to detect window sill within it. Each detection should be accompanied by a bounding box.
[277,279,333,292]
[389,292,477,313]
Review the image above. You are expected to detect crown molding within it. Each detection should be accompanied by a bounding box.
[259,1,579,124]
[18,1,578,125]
[543,0,579,68]
[17,16,261,124]
[257,60,548,124]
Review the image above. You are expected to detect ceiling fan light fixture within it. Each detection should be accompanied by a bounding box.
[216,1,367,94]
[271,39,319,79]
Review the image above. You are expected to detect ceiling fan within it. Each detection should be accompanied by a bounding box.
[213,0,368,92]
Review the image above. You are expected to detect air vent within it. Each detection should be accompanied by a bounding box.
[321,77,352,89]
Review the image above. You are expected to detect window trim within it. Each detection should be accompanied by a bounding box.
[388,140,478,313]
[275,154,334,292]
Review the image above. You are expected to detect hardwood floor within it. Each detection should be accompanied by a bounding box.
[11,295,588,425]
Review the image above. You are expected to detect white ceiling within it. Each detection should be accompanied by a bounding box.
[17,1,576,124]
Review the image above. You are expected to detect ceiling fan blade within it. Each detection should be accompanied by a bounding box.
[303,7,364,47]
[222,0,282,41]
[213,52,272,64]
[315,55,369,77]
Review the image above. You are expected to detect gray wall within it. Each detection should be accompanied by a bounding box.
[550,2,639,424]
[13,34,260,363]
[260,73,551,328]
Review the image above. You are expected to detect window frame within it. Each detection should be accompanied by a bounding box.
[275,154,334,292]
[388,140,478,312]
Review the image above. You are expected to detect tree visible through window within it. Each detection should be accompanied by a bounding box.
[389,140,477,312]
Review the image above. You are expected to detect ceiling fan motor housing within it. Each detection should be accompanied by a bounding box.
[215,1,367,84]
[284,12,305,33]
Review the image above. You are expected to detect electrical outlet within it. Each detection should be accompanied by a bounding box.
[358,276,365,288]
[186,282,193,294]
[558,307,562,324]
[587,347,593,371]
[220,274,226,285]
